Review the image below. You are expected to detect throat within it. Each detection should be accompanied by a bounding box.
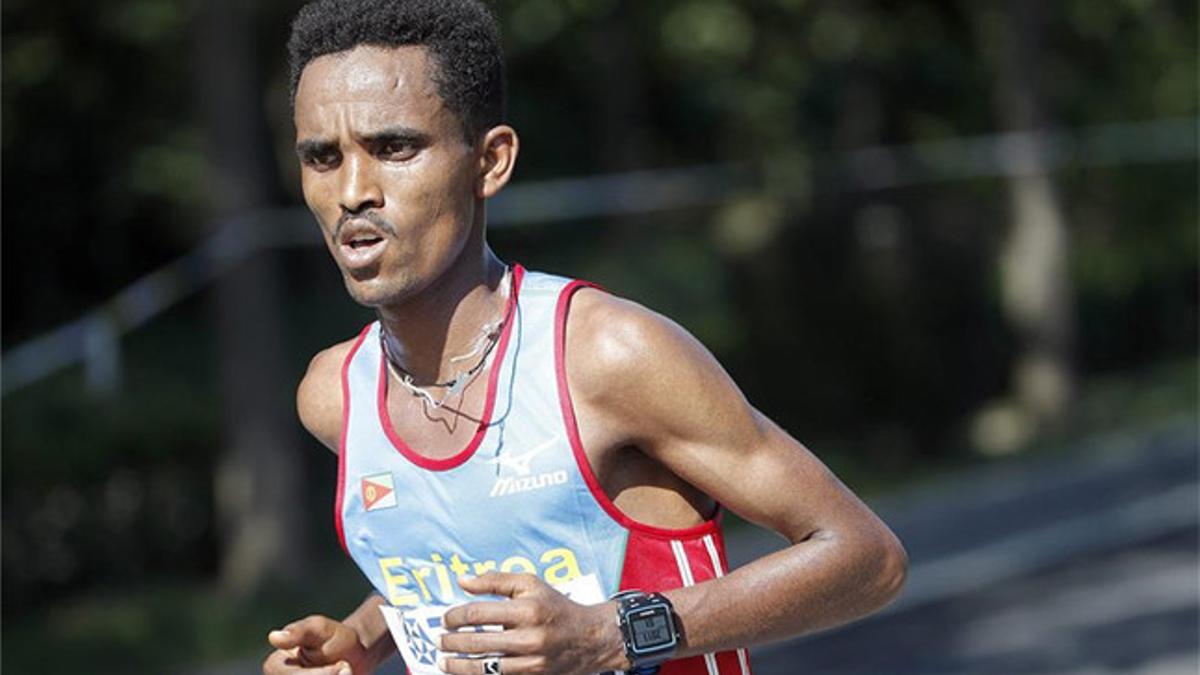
[381,360,493,461]
[379,265,514,402]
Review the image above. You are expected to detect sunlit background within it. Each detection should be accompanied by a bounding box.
[3,1,1197,673]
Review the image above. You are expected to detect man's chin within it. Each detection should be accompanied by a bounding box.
[343,276,416,309]
[344,282,391,308]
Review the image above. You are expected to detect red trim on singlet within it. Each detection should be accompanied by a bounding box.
[375,265,525,471]
[553,280,721,539]
[335,324,374,556]
[618,527,752,675]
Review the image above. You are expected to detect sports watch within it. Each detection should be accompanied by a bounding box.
[612,590,681,674]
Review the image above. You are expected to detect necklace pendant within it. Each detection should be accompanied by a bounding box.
[379,264,511,410]
[447,374,468,398]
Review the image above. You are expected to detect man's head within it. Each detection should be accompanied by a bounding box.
[288,0,517,309]
[288,0,505,142]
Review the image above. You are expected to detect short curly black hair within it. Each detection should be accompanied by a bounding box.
[287,0,505,141]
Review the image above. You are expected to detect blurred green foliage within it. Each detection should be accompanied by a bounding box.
[4,567,370,674]
[1,0,1197,671]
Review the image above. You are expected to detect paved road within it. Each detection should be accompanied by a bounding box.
[750,530,1198,675]
[735,421,1199,675]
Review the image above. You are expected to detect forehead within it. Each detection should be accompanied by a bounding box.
[294,45,448,132]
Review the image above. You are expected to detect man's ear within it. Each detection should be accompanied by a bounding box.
[476,125,519,199]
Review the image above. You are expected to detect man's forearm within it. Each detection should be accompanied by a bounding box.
[342,593,398,671]
[664,527,907,657]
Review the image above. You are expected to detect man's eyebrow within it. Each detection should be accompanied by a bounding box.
[359,126,429,144]
[295,137,337,156]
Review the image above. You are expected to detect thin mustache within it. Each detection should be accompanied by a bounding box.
[333,211,398,241]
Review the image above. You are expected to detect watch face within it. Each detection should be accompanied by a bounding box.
[630,609,673,650]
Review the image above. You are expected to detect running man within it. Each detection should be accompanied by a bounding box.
[264,1,906,674]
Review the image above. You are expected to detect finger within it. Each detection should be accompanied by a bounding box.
[443,600,534,630]
[261,648,308,674]
[268,629,298,650]
[439,655,543,675]
[457,572,541,598]
[270,616,338,650]
[262,648,297,674]
[441,628,539,657]
[304,624,360,665]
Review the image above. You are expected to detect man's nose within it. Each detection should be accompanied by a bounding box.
[339,153,384,214]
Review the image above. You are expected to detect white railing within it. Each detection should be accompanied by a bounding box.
[3,117,1195,396]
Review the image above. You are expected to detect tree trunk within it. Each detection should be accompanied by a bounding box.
[193,0,307,595]
[582,4,653,171]
[979,1,1076,433]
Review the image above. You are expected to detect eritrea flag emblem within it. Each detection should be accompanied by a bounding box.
[361,472,397,511]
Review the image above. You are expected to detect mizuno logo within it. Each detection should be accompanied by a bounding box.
[486,438,556,476]
[489,470,569,497]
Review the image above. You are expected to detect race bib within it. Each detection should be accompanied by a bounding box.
[380,574,607,675]
[379,603,493,675]
[551,572,605,605]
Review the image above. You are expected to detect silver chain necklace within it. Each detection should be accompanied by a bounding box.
[380,267,512,409]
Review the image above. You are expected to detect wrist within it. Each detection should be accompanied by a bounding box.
[590,600,633,672]
[610,591,682,672]
[344,599,395,672]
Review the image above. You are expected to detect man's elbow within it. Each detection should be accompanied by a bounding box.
[864,529,908,612]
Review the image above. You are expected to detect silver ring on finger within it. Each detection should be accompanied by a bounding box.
[482,656,502,675]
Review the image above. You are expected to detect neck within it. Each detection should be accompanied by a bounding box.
[377,243,509,385]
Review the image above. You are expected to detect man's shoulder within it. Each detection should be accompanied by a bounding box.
[563,287,704,399]
[297,329,371,452]
[304,333,366,383]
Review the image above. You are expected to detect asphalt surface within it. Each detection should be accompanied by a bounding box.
[736,421,1199,675]
[750,530,1198,675]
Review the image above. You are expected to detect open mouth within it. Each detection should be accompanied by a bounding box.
[337,226,389,268]
[347,235,383,249]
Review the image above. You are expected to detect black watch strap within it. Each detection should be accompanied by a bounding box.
[613,590,681,674]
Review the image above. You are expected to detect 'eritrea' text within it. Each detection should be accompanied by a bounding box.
[378,547,583,607]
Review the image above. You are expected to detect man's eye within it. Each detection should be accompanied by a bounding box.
[305,151,340,169]
[380,141,418,160]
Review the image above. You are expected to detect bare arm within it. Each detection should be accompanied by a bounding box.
[339,594,392,665]
[263,341,398,674]
[567,289,907,654]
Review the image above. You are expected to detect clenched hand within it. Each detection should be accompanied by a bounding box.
[438,573,627,675]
